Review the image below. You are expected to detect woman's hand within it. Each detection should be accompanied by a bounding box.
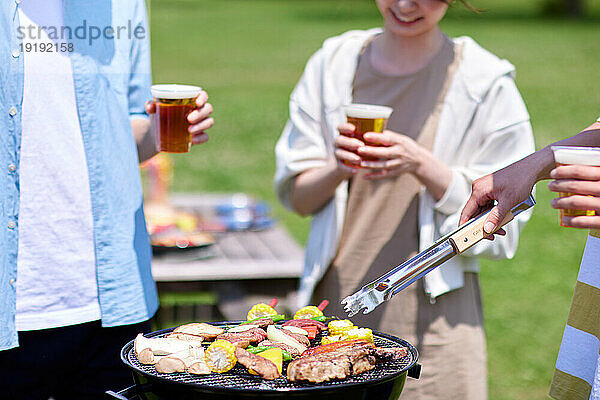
[354,129,452,200]
[334,123,364,177]
[549,164,600,229]
[354,130,423,179]
[145,90,214,145]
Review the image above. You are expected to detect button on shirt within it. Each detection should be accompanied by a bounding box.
[0,0,158,350]
[17,0,101,331]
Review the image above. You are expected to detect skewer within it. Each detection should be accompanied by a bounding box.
[317,300,328,311]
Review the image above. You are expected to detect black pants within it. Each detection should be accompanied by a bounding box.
[0,320,152,400]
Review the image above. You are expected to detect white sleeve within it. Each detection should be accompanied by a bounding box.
[436,75,536,260]
[274,49,330,211]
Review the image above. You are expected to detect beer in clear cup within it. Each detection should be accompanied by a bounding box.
[551,146,600,226]
[343,104,393,165]
[151,84,202,153]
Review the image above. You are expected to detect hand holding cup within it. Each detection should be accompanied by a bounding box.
[334,123,364,174]
[146,84,214,153]
[357,130,424,180]
[336,104,393,172]
[550,146,600,228]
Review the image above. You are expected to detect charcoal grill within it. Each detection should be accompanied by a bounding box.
[107,320,420,400]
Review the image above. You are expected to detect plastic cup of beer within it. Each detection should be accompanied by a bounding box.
[151,84,202,153]
[343,104,393,165]
[551,146,600,226]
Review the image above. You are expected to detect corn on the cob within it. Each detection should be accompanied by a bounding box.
[343,327,373,343]
[204,339,237,373]
[293,305,323,320]
[320,335,343,345]
[327,319,354,336]
[247,303,277,321]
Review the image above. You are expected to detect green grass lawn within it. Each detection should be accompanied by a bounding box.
[148,1,600,398]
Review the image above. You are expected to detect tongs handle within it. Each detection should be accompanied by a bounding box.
[449,194,535,253]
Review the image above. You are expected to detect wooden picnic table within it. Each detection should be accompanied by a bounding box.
[150,193,304,325]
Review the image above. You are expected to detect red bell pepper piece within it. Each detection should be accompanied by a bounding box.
[300,339,370,357]
[304,325,318,340]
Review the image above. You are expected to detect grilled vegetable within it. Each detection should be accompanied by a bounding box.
[241,314,285,325]
[301,339,369,357]
[251,347,283,375]
[227,324,259,333]
[294,299,328,320]
[246,345,273,354]
[134,334,199,364]
[294,306,323,320]
[204,339,238,373]
[303,325,318,340]
[327,319,354,336]
[281,318,327,330]
[236,348,280,380]
[188,361,211,375]
[155,344,207,374]
[281,326,309,336]
[246,345,292,362]
[344,327,374,343]
[266,325,308,354]
[247,303,277,320]
[154,354,188,374]
[170,322,224,341]
[320,335,343,345]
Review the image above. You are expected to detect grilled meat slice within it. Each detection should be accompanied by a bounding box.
[257,340,301,357]
[252,318,275,329]
[373,346,409,361]
[287,351,354,382]
[217,327,267,348]
[352,354,377,374]
[282,319,327,331]
[234,348,280,380]
[218,336,251,348]
[287,344,407,383]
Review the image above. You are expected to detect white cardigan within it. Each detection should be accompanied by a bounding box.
[275,29,535,307]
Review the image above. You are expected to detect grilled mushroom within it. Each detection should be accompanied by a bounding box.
[170,323,224,341]
[134,334,202,365]
[155,345,209,374]
[135,334,190,358]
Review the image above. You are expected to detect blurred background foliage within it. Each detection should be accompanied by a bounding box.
[147,0,600,398]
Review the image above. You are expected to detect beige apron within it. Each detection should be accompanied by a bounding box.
[314,38,487,400]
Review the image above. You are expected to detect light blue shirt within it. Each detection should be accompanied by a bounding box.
[0,0,159,350]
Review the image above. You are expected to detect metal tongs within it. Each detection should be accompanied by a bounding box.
[341,195,536,317]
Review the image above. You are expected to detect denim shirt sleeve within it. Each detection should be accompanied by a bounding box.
[128,0,151,119]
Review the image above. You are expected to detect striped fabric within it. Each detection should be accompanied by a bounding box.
[550,230,600,400]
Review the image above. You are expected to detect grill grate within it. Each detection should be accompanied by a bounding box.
[121,322,417,393]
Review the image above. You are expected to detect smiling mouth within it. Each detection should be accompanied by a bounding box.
[390,11,424,24]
